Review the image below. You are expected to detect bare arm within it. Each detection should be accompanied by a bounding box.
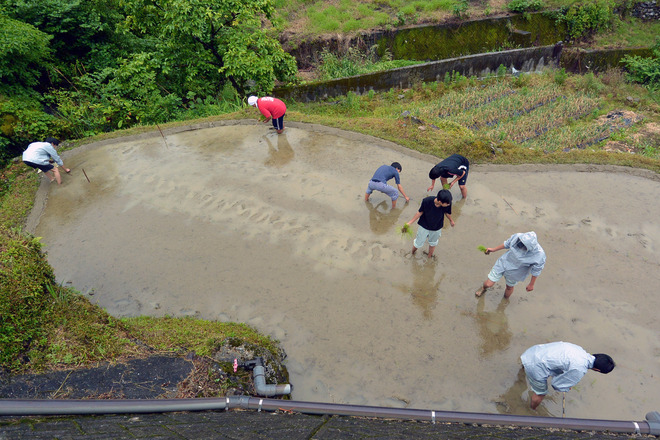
[449,170,466,188]
[445,213,455,227]
[485,243,506,255]
[526,275,538,292]
[427,179,436,192]
[397,183,410,202]
[407,211,423,225]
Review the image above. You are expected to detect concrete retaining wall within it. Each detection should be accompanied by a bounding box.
[274,45,562,102]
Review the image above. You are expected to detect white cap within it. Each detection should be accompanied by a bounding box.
[247,96,258,106]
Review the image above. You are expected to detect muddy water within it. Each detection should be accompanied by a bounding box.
[30,122,660,420]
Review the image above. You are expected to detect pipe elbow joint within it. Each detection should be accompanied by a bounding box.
[252,365,292,397]
[646,411,660,436]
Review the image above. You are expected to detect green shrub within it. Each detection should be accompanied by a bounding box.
[452,0,469,19]
[558,0,615,42]
[507,0,544,13]
[0,228,55,371]
[622,38,660,87]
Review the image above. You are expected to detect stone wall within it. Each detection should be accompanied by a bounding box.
[632,1,660,20]
[281,12,566,70]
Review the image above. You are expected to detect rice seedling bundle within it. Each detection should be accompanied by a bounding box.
[399,223,414,238]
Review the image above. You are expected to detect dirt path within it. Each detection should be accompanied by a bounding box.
[28,121,660,419]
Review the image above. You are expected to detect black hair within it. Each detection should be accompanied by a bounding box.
[593,354,615,374]
[436,189,452,204]
[391,162,402,171]
[45,137,60,146]
[429,168,441,180]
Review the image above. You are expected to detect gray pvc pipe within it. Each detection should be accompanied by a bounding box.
[0,397,657,435]
[252,365,292,397]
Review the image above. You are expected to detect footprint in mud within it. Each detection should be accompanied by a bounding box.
[627,232,648,248]
[535,207,545,217]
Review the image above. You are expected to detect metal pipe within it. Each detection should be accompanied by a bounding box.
[0,398,656,436]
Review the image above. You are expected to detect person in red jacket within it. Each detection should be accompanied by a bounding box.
[248,96,287,134]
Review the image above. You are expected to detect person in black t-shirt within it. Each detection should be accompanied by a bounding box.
[405,189,455,259]
[427,154,469,199]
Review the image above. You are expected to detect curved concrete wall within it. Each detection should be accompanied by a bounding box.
[275,45,562,102]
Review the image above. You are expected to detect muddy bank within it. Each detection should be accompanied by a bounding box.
[28,121,660,420]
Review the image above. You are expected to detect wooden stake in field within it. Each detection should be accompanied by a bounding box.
[501,196,518,215]
[82,169,91,183]
[156,123,169,149]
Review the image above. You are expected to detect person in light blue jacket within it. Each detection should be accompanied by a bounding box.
[521,342,615,409]
[475,231,546,299]
[22,137,70,185]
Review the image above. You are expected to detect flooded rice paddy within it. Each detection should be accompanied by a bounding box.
[28,121,660,420]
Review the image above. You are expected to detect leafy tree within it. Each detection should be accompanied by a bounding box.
[0,0,129,72]
[0,15,52,93]
[120,0,298,96]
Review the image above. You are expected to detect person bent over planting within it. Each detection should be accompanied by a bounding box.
[406,189,454,259]
[22,137,71,185]
[427,153,469,199]
[248,95,287,134]
[364,162,410,208]
[521,341,615,410]
[475,231,546,299]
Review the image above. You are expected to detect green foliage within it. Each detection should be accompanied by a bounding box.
[0,96,68,166]
[318,49,362,79]
[554,67,569,85]
[0,163,40,230]
[507,0,544,13]
[0,227,55,371]
[1,0,127,72]
[621,38,660,87]
[122,316,280,356]
[558,0,615,42]
[452,0,469,19]
[121,0,297,96]
[573,72,605,95]
[0,15,52,92]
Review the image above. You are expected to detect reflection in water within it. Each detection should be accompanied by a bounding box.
[496,367,552,417]
[474,296,512,357]
[449,197,465,222]
[263,134,294,167]
[365,200,404,235]
[406,261,444,320]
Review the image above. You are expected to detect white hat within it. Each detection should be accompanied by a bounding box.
[247,96,258,106]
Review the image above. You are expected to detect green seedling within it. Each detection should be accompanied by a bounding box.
[478,245,488,254]
[443,183,451,190]
[399,223,414,238]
